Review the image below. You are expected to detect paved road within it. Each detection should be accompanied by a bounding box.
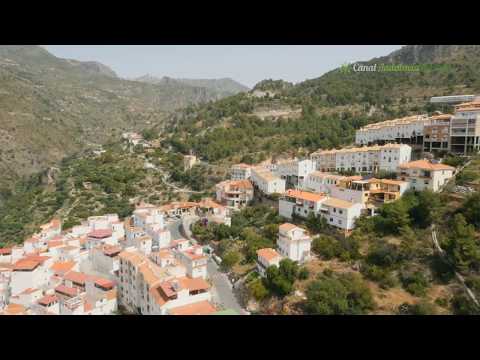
[208,259,248,315]
[166,219,183,240]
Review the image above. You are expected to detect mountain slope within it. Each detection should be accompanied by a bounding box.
[135,75,249,97]
[163,45,480,164]
[0,45,229,192]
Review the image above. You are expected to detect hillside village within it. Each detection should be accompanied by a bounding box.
[1,95,479,315]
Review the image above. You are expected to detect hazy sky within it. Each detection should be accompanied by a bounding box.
[44,45,402,88]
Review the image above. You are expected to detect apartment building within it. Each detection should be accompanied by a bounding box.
[398,159,455,192]
[215,179,254,208]
[279,189,363,231]
[311,144,412,174]
[277,223,312,263]
[118,248,213,315]
[355,115,429,145]
[231,163,253,180]
[274,159,315,189]
[256,248,283,277]
[450,101,480,155]
[423,114,452,153]
[303,171,346,194]
[250,166,286,195]
[279,189,327,220]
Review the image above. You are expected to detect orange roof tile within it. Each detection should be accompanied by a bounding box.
[284,189,326,202]
[279,223,299,232]
[399,160,455,171]
[257,248,282,262]
[55,284,80,297]
[0,248,12,255]
[63,271,88,285]
[169,300,217,315]
[38,294,58,306]
[50,261,76,275]
[178,277,210,292]
[13,259,41,271]
[3,303,27,315]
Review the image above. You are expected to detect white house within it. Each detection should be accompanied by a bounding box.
[215,179,254,208]
[274,159,315,189]
[231,163,253,180]
[398,159,456,192]
[251,166,286,195]
[320,198,364,231]
[277,223,312,263]
[256,248,283,277]
[279,189,327,220]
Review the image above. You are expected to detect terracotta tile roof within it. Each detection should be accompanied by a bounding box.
[197,198,224,209]
[13,259,41,271]
[169,300,217,315]
[399,160,455,171]
[50,261,76,275]
[55,284,80,297]
[102,245,122,257]
[178,276,210,292]
[38,294,58,306]
[257,248,282,262]
[87,229,112,239]
[455,101,480,112]
[3,303,27,315]
[95,277,116,290]
[279,223,299,232]
[47,240,64,249]
[0,248,12,255]
[118,250,147,267]
[284,189,326,202]
[63,271,88,285]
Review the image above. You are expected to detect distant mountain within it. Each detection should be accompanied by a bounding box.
[65,59,118,78]
[134,75,249,97]
[0,45,233,191]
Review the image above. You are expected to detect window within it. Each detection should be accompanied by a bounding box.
[330,218,333,222]
[339,210,343,214]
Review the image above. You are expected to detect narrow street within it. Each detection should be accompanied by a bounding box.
[207,259,248,315]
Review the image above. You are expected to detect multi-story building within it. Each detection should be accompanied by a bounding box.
[423,114,452,153]
[279,189,363,231]
[274,159,315,189]
[331,177,409,207]
[215,180,254,208]
[279,189,327,220]
[231,163,253,180]
[277,223,312,263]
[355,115,429,146]
[256,248,282,277]
[398,159,455,192]
[450,101,480,155]
[311,144,412,174]
[303,171,346,194]
[250,166,286,195]
[118,248,214,315]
